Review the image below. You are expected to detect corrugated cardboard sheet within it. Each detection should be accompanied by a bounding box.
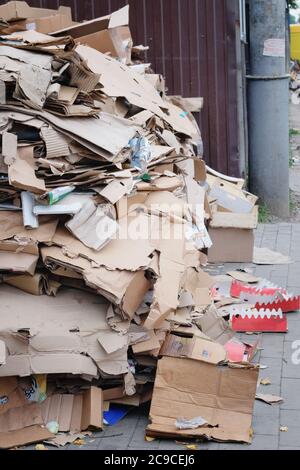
[147,357,259,443]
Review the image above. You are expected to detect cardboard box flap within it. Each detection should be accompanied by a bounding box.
[51,16,109,38]
[0,402,43,433]
[98,331,128,355]
[197,306,235,345]
[147,357,259,443]
[132,330,161,354]
[209,180,255,214]
[160,334,227,365]
[0,425,53,449]
[210,205,259,229]
[109,6,129,29]
[52,6,128,36]
[81,387,103,431]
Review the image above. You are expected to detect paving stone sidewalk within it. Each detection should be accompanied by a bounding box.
[29,223,300,451]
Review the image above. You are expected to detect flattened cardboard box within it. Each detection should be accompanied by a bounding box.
[147,357,259,443]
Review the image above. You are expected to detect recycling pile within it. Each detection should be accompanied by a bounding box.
[0,3,298,450]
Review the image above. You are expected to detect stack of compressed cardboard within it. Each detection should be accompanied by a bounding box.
[0,4,263,449]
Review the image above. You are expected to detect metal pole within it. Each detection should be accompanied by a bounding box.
[248,0,289,217]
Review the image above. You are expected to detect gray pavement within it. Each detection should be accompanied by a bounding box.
[40,223,300,451]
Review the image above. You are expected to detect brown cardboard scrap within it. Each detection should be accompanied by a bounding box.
[44,432,90,448]
[110,390,152,407]
[160,130,181,154]
[147,357,259,443]
[193,288,212,307]
[52,6,131,63]
[8,147,46,195]
[197,306,235,345]
[255,394,284,405]
[0,402,43,432]
[42,387,103,432]
[0,211,58,242]
[4,273,44,295]
[100,179,134,205]
[160,334,226,365]
[194,159,207,183]
[169,96,204,113]
[144,191,186,220]
[0,375,54,448]
[76,45,167,117]
[40,126,71,159]
[3,273,60,296]
[253,247,293,265]
[98,331,128,355]
[182,267,215,292]
[132,331,161,355]
[136,175,183,193]
[0,240,39,275]
[2,132,17,166]
[0,425,53,449]
[54,213,154,272]
[167,308,193,327]
[102,387,125,402]
[66,199,118,251]
[144,257,185,330]
[0,46,52,109]
[163,101,197,137]
[227,271,260,284]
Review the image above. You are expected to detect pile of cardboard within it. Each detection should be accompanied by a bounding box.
[0,3,275,449]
